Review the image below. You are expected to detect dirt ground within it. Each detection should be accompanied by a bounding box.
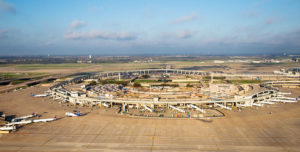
[0,85,300,152]
[0,62,298,75]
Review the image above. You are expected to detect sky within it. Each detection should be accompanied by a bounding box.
[0,0,300,55]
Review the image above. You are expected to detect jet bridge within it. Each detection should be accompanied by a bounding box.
[215,103,232,110]
[271,99,297,103]
[169,105,185,113]
[260,101,275,105]
[278,92,291,95]
[143,105,153,112]
[276,97,296,100]
[102,102,110,108]
[189,104,206,113]
[252,103,263,107]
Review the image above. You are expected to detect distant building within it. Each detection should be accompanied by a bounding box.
[214,60,224,63]
[165,64,172,69]
[287,68,300,75]
[77,60,92,63]
[264,59,280,63]
[252,61,261,63]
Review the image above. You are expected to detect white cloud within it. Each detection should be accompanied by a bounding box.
[0,28,12,38]
[0,0,15,13]
[170,13,198,24]
[70,20,86,29]
[177,30,196,39]
[88,6,103,13]
[162,30,197,39]
[264,18,276,25]
[64,30,137,40]
[243,10,259,17]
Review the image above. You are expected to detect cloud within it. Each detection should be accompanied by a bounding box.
[264,18,276,25]
[88,6,102,13]
[70,20,86,29]
[169,13,198,24]
[0,28,12,38]
[64,30,137,40]
[266,29,300,45]
[177,30,196,39]
[0,0,16,13]
[161,30,197,39]
[243,10,259,17]
[42,41,55,47]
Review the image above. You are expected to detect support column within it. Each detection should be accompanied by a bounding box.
[123,103,126,112]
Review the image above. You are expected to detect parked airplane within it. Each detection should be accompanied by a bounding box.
[278,92,291,95]
[276,97,296,100]
[237,104,251,107]
[252,103,263,107]
[32,116,57,123]
[65,112,81,117]
[31,93,48,97]
[6,120,32,126]
[260,101,275,105]
[12,113,37,122]
[0,125,16,131]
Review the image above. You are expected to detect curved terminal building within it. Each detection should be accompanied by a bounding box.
[48,69,299,118]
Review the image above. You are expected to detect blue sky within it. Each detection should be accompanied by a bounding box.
[0,0,300,55]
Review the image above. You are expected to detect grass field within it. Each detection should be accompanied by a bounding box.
[0,64,12,67]
[0,72,45,80]
[0,61,298,76]
[226,80,262,84]
[93,62,163,71]
[15,64,92,69]
[134,79,159,83]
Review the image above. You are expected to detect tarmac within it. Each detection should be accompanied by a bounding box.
[0,86,300,151]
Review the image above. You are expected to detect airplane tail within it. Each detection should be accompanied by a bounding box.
[54,115,57,119]
[31,93,35,96]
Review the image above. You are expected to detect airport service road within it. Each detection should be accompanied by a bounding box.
[0,87,300,151]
